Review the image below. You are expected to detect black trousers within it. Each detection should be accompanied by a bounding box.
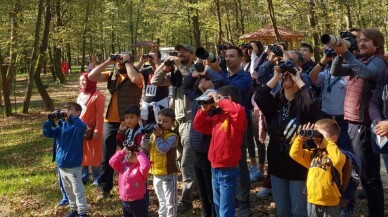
[348,123,384,217]
[194,153,216,217]
[98,122,120,192]
[122,198,148,217]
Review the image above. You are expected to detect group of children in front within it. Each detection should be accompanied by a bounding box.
[43,85,347,217]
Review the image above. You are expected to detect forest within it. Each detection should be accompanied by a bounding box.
[0,0,387,117]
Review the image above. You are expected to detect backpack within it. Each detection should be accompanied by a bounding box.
[311,149,360,193]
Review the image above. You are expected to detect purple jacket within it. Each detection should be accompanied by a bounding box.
[109,150,150,202]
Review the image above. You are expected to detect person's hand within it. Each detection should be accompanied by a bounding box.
[208,92,219,104]
[273,66,283,80]
[153,124,163,137]
[119,122,128,132]
[298,122,315,138]
[268,52,279,64]
[205,59,221,72]
[375,120,388,137]
[289,67,302,82]
[139,54,147,64]
[61,109,71,119]
[332,38,348,56]
[250,43,259,55]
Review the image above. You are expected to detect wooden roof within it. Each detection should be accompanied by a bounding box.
[134,41,159,47]
[239,25,305,40]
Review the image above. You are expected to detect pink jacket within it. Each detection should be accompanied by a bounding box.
[109,150,150,202]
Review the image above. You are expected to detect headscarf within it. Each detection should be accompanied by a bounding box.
[79,72,97,94]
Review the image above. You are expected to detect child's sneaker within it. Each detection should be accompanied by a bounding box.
[58,198,69,207]
[256,187,271,198]
[66,210,78,217]
[249,166,264,182]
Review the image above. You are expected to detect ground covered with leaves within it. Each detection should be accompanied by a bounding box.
[0,74,387,216]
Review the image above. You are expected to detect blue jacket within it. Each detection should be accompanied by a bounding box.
[43,115,86,168]
[219,69,252,110]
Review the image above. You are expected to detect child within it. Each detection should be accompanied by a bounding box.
[289,118,346,216]
[109,137,150,217]
[43,102,88,217]
[193,86,246,217]
[116,106,144,150]
[142,108,179,217]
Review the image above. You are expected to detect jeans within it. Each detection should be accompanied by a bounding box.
[177,122,196,205]
[59,167,88,215]
[98,122,120,192]
[81,166,99,183]
[270,175,307,217]
[122,198,148,217]
[382,153,388,174]
[195,153,216,217]
[212,167,239,217]
[348,123,384,217]
[236,125,250,208]
[153,174,178,217]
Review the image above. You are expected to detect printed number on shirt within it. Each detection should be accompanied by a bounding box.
[146,85,157,97]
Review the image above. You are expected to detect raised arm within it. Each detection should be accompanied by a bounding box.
[88,59,112,82]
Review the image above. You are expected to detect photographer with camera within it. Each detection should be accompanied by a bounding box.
[183,59,225,217]
[330,28,387,217]
[43,102,89,217]
[290,120,346,217]
[88,52,144,201]
[151,44,197,212]
[253,56,320,216]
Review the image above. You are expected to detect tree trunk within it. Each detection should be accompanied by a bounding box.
[66,43,71,73]
[22,0,44,114]
[53,0,65,83]
[237,0,245,35]
[3,3,21,116]
[215,0,223,44]
[266,0,282,42]
[189,0,201,48]
[81,3,90,72]
[48,46,56,80]
[35,0,54,111]
[308,0,320,62]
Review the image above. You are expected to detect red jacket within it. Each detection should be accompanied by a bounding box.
[194,99,246,168]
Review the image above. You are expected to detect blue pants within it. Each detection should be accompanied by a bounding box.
[382,153,388,174]
[82,166,100,184]
[211,167,239,217]
[270,175,307,217]
[122,198,148,217]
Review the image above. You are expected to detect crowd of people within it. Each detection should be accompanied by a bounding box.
[42,27,388,217]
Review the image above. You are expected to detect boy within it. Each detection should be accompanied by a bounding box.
[116,106,143,150]
[193,85,246,217]
[142,108,179,217]
[43,102,88,217]
[289,119,346,216]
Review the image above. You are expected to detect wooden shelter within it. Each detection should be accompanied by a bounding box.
[134,41,159,56]
[239,25,305,50]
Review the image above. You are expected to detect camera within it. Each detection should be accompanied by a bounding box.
[278,59,297,75]
[164,59,175,66]
[324,48,336,57]
[299,129,323,139]
[123,140,139,152]
[195,47,216,63]
[268,44,283,57]
[320,31,357,51]
[110,54,122,61]
[169,51,178,56]
[141,122,162,134]
[241,43,252,49]
[142,54,153,59]
[48,109,67,120]
[198,97,215,106]
[194,62,205,72]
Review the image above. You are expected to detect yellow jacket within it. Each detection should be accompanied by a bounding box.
[149,130,179,176]
[290,136,346,206]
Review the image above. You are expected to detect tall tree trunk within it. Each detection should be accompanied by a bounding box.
[3,3,21,116]
[189,0,200,48]
[308,0,320,62]
[66,43,71,73]
[53,0,65,83]
[266,0,282,42]
[0,53,4,107]
[81,3,91,72]
[48,46,56,80]
[215,0,223,44]
[34,0,54,111]
[22,0,44,114]
[237,0,245,35]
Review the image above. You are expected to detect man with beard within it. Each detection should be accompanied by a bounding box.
[88,52,144,201]
[151,44,197,212]
[331,28,387,217]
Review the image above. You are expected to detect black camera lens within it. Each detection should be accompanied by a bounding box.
[123,140,138,152]
[164,60,175,66]
[110,54,121,61]
[169,51,178,56]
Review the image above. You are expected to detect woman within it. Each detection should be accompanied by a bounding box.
[254,51,319,217]
[77,72,105,186]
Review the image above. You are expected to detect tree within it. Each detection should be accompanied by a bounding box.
[266,0,282,42]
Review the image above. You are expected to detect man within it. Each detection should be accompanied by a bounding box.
[299,42,316,73]
[151,44,197,212]
[137,50,169,126]
[88,52,143,200]
[331,28,387,217]
[208,46,252,217]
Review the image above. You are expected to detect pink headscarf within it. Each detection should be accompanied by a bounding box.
[79,72,97,94]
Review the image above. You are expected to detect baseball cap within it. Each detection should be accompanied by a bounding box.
[175,44,195,53]
[195,89,217,101]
